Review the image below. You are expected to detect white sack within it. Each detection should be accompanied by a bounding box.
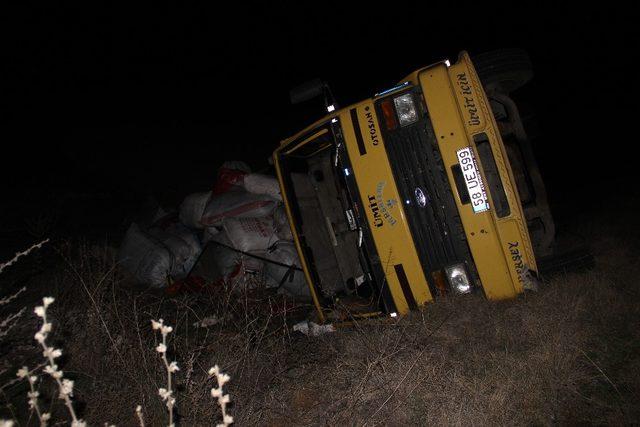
[201,190,277,226]
[243,173,282,200]
[118,222,201,288]
[273,204,293,241]
[208,231,266,286]
[264,242,310,300]
[179,191,211,229]
[221,160,251,173]
[223,216,277,253]
[201,226,221,245]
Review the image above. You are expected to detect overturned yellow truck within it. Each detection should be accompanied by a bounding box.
[273,50,553,321]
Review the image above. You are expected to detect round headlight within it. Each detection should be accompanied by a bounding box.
[445,264,472,294]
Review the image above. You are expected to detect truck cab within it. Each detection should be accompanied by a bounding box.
[273,50,550,321]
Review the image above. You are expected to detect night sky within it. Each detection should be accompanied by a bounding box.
[3,3,637,236]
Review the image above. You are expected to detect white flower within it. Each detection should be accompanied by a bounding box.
[0,420,15,427]
[43,347,62,359]
[156,343,167,353]
[34,306,45,318]
[151,319,163,330]
[216,415,234,427]
[16,367,28,378]
[209,365,233,425]
[60,379,74,397]
[34,332,45,344]
[161,325,173,335]
[40,323,52,334]
[44,364,63,379]
[158,388,172,401]
[41,413,51,421]
[28,375,37,384]
[44,365,57,375]
[71,420,86,427]
[168,361,179,373]
[27,390,39,409]
[42,297,55,307]
[218,373,230,385]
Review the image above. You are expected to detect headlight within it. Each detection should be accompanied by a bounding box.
[393,93,418,127]
[445,263,472,294]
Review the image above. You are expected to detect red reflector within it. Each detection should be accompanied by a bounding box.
[380,99,398,130]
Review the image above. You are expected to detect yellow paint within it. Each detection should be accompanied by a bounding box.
[283,128,329,155]
[418,51,536,298]
[339,103,433,313]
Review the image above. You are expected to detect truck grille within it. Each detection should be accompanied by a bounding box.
[378,97,473,291]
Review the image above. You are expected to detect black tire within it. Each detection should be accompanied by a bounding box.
[472,48,533,93]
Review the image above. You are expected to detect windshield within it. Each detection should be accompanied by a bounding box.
[276,121,382,308]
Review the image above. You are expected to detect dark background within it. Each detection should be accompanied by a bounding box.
[2,3,637,241]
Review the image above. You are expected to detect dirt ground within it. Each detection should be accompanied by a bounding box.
[1,192,639,426]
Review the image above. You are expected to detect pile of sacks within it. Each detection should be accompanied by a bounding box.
[118,161,309,300]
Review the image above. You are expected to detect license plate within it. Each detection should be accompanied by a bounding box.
[456,146,489,213]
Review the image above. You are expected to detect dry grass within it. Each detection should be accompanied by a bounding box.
[1,212,639,425]
[264,269,639,425]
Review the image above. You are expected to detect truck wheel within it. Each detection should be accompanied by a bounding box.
[472,49,533,93]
